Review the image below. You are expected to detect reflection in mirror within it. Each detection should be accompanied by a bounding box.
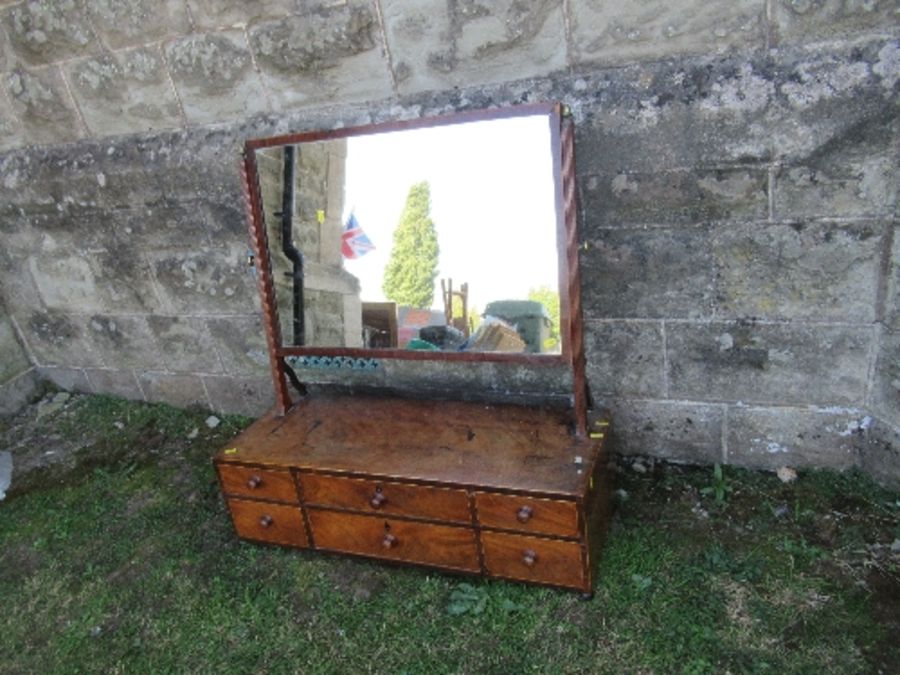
[257,113,562,356]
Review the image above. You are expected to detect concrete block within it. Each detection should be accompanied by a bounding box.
[4,66,84,145]
[870,328,900,427]
[65,46,183,136]
[38,366,92,392]
[205,315,269,376]
[0,311,30,383]
[203,374,273,417]
[136,371,209,409]
[147,315,224,374]
[580,225,716,319]
[601,399,725,464]
[712,221,884,322]
[771,0,900,45]
[382,0,566,94]
[727,405,864,471]
[581,168,768,227]
[584,320,665,398]
[25,312,104,367]
[0,368,41,415]
[85,314,163,370]
[83,368,143,400]
[666,321,874,406]
[164,31,268,124]
[569,0,764,66]
[86,0,190,50]
[147,245,258,315]
[2,0,99,66]
[859,416,900,489]
[184,0,297,31]
[248,5,391,110]
[773,114,898,219]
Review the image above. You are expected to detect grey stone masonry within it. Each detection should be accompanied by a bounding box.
[0,1,895,485]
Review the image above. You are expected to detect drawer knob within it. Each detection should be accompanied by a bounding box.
[522,549,538,567]
[370,491,387,509]
[517,505,534,523]
[382,533,397,549]
[247,475,262,489]
[259,515,273,528]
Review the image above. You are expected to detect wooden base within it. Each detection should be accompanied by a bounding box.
[215,394,611,594]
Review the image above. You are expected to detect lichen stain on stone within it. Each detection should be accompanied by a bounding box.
[698,64,774,114]
[168,35,252,90]
[251,5,376,75]
[873,41,900,90]
[473,0,558,60]
[29,312,77,344]
[6,0,93,58]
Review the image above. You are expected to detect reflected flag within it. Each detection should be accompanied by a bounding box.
[341,212,375,259]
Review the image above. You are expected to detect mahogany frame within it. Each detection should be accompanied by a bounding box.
[240,102,588,433]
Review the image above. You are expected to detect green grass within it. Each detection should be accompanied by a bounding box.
[0,395,898,673]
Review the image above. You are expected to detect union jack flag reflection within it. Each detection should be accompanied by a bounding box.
[340,212,375,259]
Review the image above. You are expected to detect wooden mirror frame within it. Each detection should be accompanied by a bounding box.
[239,102,587,432]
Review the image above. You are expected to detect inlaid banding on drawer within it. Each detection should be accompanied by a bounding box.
[227,498,308,548]
[299,474,471,523]
[307,510,479,571]
[218,464,298,503]
[474,492,579,538]
[481,531,586,590]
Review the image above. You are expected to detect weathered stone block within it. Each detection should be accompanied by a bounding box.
[773,113,898,219]
[0,367,41,415]
[580,226,716,319]
[66,46,183,136]
[137,371,209,409]
[86,315,163,370]
[383,0,566,94]
[871,328,900,427]
[712,221,884,322]
[859,416,900,488]
[147,245,258,315]
[569,0,764,66]
[666,322,874,406]
[0,85,24,151]
[581,168,768,227]
[600,399,725,463]
[885,221,900,332]
[205,315,269,376]
[203,374,273,417]
[4,66,84,145]
[24,312,104,367]
[165,31,268,124]
[771,0,900,45]
[147,315,224,374]
[185,0,297,31]
[84,368,143,400]
[0,310,30,383]
[727,405,864,470]
[3,0,99,65]
[38,366,92,393]
[86,0,190,50]
[249,5,391,110]
[0,248,43,310]
[584,320,665,398]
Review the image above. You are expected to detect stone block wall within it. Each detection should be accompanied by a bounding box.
[0,296,39,414]
[0,1,895,482]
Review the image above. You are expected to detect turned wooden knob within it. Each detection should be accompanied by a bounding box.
[517,505,534,523]
[259,515,273,528]
[370,491,387,509]
[522,549,537,567]
[382,533,397,549]
[247,475,262,489]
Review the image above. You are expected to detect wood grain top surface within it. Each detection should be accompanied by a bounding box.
[216,395,602,496]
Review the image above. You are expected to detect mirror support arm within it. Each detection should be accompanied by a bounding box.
[280,145,305,346]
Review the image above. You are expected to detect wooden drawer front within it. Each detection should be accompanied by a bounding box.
[218,465,298,503]
[307,510,479,572]
[474,493,579,538]
[481,531,585,590]
[228,498,308,548]
[300,474,470,523]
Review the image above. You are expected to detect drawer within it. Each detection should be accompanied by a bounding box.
[227,498,308,548]
[299,474,471,523]
[307,510,479,572]
[474,492,580,538]
[481,531,586,590]
[218,464,298,503]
